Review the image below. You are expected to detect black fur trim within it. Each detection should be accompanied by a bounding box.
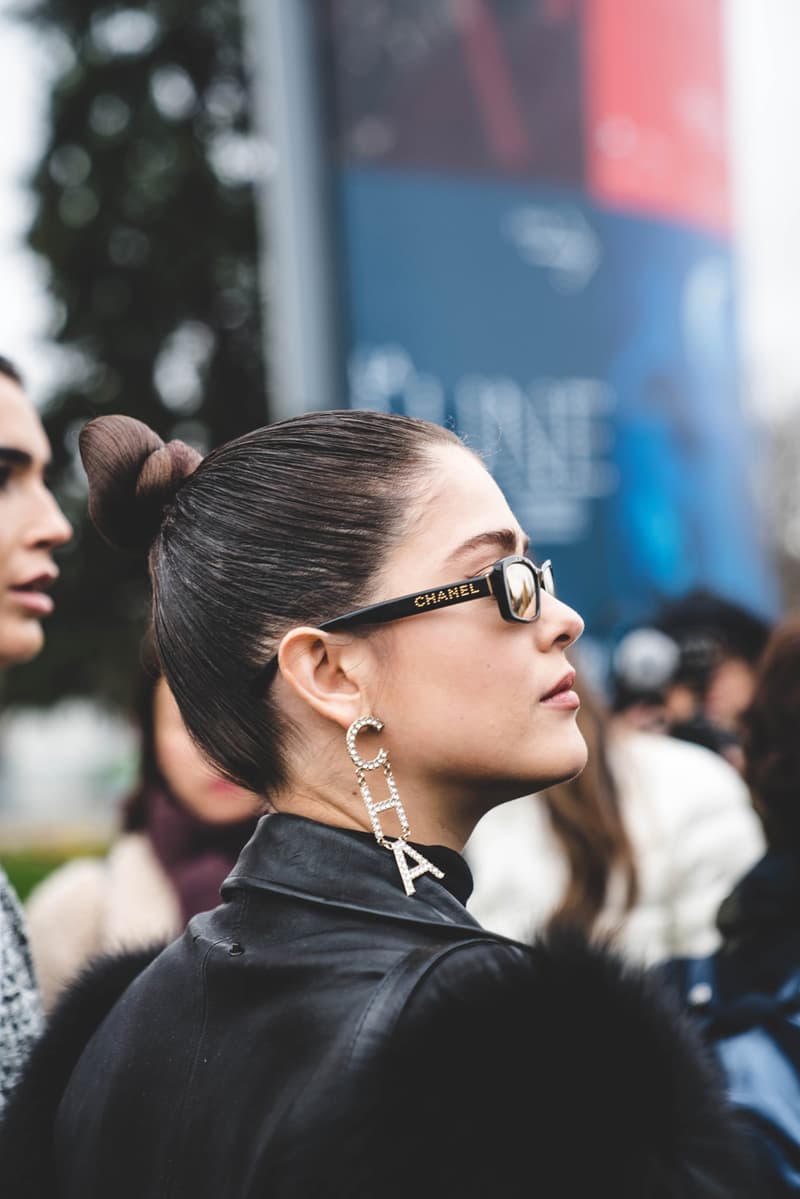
[0,942,166,1197]
[329,929,759,1198]
[0,932,759,1198]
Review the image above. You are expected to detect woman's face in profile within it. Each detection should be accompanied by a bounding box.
[153,677,261,824]
[0,375,72,668]
[360,444,587,820]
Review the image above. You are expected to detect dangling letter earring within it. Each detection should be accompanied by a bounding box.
[346,716,444,897]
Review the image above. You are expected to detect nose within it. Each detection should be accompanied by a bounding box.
[537,592,584,650]
[28,486,73,551]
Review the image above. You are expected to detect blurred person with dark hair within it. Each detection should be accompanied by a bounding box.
[653,587,773,772]
[666,615,800,1195]
[467,667,764,964]
[0,355,72,1114]
[609,623,681,733]
[24,651,262,1013]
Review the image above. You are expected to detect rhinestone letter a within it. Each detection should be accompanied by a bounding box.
[346,715,445,896]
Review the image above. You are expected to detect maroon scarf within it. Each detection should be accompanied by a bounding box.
[145,785,261,925]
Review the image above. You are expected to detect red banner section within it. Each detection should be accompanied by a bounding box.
[583,0,730,234]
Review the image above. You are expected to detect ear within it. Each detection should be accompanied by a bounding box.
[276,626,371,731]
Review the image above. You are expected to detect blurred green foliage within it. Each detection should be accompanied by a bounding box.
[5,0,269,712]
[1,843,108,902]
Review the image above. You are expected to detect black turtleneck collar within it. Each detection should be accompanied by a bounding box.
[335,827,474,907]
[224,813,482,935]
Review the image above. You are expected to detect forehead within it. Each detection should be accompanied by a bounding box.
[389,443,523,585]
[423,442,516,525]
[0,376,50,464]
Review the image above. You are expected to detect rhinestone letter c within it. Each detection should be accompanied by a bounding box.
[346,716,388,771]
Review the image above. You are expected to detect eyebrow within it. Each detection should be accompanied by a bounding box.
[446,528,530,567]
[0,446,48,470]
[0,446,32,468]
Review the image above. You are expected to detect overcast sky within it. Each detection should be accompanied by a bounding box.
[1,0,800,420]
[0,0,56,404]
[725,0,800,420]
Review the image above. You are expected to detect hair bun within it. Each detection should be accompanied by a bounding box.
[79,415,202,553]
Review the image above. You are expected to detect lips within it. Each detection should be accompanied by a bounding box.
[9,572,58,616]
[541,669,577,702]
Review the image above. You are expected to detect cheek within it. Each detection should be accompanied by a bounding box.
[0,538,12,588]
[380,623,523,739]
[156,734,210,793]
[380,620,469,696]
[0,501,24,562]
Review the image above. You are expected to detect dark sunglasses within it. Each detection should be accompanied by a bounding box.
[253,556,555,690]
[318,556,556,632]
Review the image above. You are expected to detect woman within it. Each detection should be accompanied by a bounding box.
[25,660,262,1012]
[0,355,72,1115]
[4,410,750,1195]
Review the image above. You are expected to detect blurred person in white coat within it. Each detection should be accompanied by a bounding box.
[0,356,72,1114]
[465,668,765,965]
[25,660,262,1013]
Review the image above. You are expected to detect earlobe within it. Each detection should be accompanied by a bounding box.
[277,626,366,730]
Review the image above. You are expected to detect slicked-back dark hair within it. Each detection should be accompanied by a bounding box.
[0,355,24,387]
[79,409,461,796]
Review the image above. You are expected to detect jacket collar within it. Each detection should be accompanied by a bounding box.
[222,812,485,934]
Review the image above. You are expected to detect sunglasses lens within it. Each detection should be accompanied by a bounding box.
[505,561,539,620]
[540,560,556,598]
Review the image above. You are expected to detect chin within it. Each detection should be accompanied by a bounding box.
[520,732,588,795]
[0,625,45,669]
[560,736,589,783]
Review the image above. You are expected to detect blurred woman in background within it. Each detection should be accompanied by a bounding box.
[466,668,764,963]
[0,354,72,1114]
[25,650,262,1011]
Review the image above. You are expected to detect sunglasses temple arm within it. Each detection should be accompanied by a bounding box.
[319,577,493,632]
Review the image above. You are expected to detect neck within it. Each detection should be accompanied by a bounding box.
[271,777,473,853]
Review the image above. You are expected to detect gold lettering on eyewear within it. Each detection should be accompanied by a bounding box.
[412,582,481,609]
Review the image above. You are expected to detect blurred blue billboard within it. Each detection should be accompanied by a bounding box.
[310,0,780,654]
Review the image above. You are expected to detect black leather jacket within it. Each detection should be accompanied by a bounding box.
[9,813,756,1198]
